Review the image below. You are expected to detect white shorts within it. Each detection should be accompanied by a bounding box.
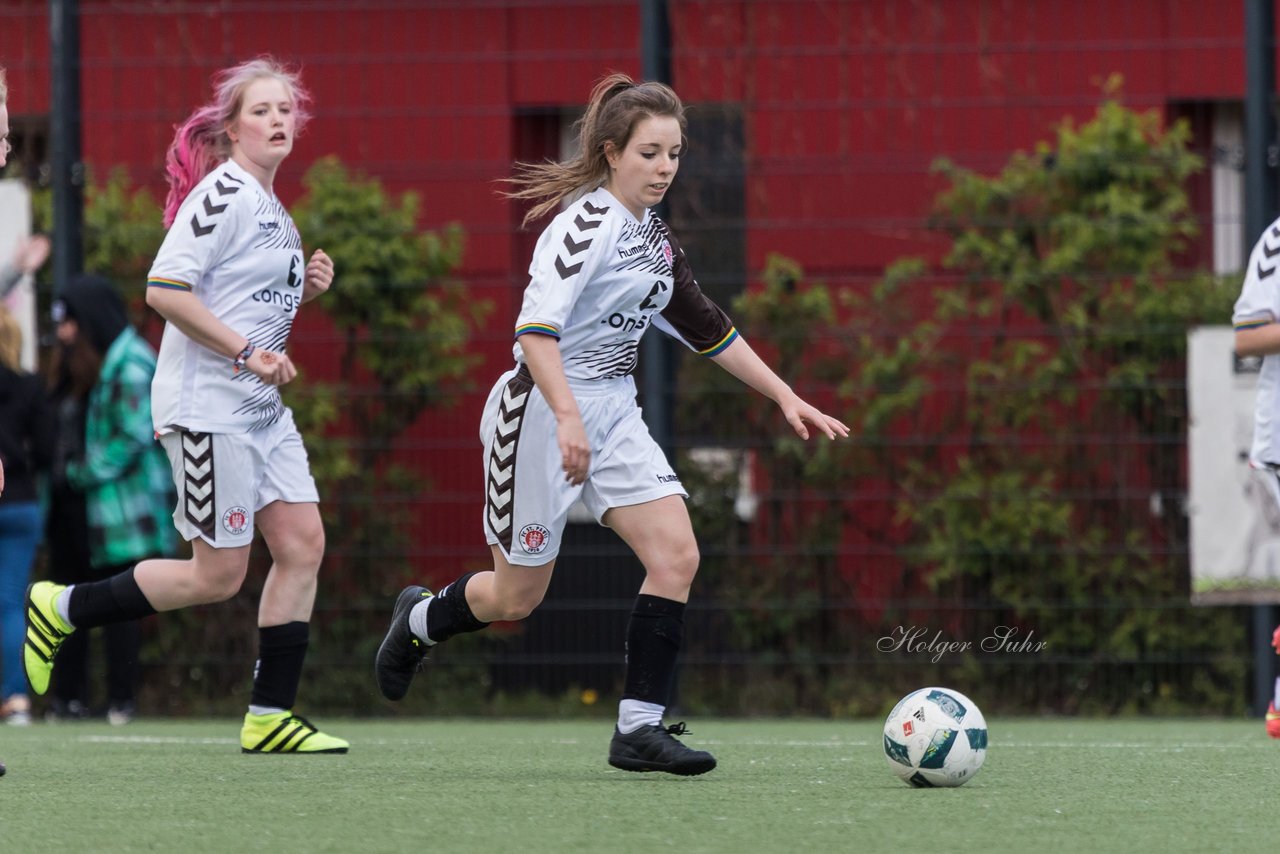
[159,408,319,549]
[480,365,688,566]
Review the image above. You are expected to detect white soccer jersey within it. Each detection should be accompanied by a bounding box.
[1234,217,1280,465]
[148,159,305,434]
[513,187,738,379]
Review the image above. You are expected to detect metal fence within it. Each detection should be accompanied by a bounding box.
[0,0,1270,718]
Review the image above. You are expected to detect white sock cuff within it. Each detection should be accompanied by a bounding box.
[407,598,436,645]
[55,588,74,628]
[617,699,665,734]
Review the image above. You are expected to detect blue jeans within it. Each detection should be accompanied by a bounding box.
[0,502,42,698]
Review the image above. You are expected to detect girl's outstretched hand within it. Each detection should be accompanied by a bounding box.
[778,394,850,441]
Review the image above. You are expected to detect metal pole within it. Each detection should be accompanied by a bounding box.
[1245,0,1278,717]
[639,0,681,712]
[49,0,84,292]
[640,0,673,454]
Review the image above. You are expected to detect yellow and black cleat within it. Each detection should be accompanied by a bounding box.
[240,711,349,754]
[23,581,74,696]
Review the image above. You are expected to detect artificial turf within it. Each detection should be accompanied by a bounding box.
[0,717,1272,853]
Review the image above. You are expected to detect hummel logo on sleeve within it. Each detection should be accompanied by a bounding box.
[216,171,244,194]
[563,233,591,255]
[555,202,610,279]
[204,195,228,216]
[190,175,242,238]
[555,256,583,278]
[1259,225,1280,280]
[191,214,216,238]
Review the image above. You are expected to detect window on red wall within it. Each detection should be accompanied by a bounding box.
[1170,100,1247,276]
[509,108,582,314]
[666,104,745,308]
[1,111,49,185]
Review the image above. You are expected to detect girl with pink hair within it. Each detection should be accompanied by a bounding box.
[24,57,347,754]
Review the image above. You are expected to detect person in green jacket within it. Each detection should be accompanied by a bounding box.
[47,275,175,724]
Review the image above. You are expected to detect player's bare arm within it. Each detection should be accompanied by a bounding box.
[711,336,850,441]
[1235,318,1280,357]
[520,333,591,485]
[146,286,295,385]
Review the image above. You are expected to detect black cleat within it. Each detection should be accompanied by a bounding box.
[608,722,717,776]
[375,585,432,701]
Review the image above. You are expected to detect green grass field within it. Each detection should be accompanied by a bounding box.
[0,717,1273,853]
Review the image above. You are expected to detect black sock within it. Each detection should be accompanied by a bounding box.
[621,594,686,706]
[67,567,158,629]
[250,621,309,710]
[424,572,490,643]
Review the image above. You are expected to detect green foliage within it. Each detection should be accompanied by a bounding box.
[906,89,1244,711]
[285,156,490,584]
[30,168,166,330]
[678,85,1246,715]
[82,169,167,298]
[290,157,489,459]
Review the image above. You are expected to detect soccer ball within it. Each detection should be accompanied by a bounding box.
[882,687,988,787]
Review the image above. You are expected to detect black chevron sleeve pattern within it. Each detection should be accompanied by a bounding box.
[1258,224,1280,282]
[1236,218,1280,332]
[515,199,611,339]
[189,170,243,238]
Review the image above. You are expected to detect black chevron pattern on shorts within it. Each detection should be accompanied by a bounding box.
[485,372,533,553]
[181,431,217,541]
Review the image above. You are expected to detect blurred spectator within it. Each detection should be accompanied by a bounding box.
[0,235,51,300]
[45,276,176,724]
[0,304,52,725]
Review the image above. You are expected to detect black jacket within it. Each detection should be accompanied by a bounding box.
[0,364,54,504]
[57,274,129,355]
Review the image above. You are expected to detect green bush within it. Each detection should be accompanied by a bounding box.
[676,83,1247,716]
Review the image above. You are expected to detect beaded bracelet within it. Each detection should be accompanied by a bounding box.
[232,342,256,374]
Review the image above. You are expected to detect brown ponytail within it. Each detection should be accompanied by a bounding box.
[504,73,687,226]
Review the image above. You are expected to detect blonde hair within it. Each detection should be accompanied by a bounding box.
[0,305,22,372]
[0,66,8,105]
[504,73,686,225]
